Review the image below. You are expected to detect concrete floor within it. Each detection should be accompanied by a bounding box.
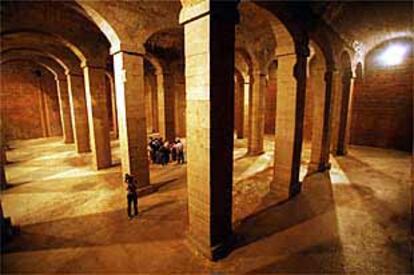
[1,136,412,273]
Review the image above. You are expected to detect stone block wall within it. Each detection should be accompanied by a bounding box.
[350,41,413,152]
[1,61,62,141]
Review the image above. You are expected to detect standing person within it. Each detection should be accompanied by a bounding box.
[161,141,170,166]
[124,173,138,219]
[176,139,185,164]
[171,140,177,162]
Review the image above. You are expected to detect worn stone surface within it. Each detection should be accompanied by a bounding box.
[1,137,411,273]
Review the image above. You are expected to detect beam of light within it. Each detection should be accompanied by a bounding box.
[378,44,408,66]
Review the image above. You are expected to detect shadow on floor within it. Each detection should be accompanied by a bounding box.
[230,171,346,273]
[2,199,181,254]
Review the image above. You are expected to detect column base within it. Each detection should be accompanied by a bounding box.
[307,162,331,175]
[187,232,234,261]
[137,184,157,197]
[247,150,265,156]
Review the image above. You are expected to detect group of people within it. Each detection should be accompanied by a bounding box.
[148,137,185,165]
[124,138,185,219]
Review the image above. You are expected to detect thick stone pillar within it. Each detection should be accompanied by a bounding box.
[0,119,7,189]
[67,73,91,153]
[150,75,159,133]
[157,68,176,142]
[106,73,118,138]
[83,66,112,170]
[56,78,74,143]
[156,72,166,137]
[37,80,49,137]
[234,76,244,138]
[271,42,309,199]
[248,71,266,155]
[243,81,250,140]
[180,0,238,260]
[309,67,334,173]
[336,70,353,155]
[330,70,342,155]
[145,75,154,133]
[112,50,152,192]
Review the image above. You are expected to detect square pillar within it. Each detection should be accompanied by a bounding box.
[336,70,353,155]
[56,78,74,144]
[248,71,266,155]
[180,0,238,260]
[309,67,334,173]
[243,81,250,140]
[66,73,91,153]
[271,45,309,199]
[157,69,176,142]
[235,76,244,139]
[83,66,112,170]
[112,51,153,193]
[106,73,119,138]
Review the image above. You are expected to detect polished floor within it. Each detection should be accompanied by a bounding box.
[1,136,412,273]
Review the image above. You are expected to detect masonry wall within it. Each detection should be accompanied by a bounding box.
[350,40,413,152]
[1,61,62,141]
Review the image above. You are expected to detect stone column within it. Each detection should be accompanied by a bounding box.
[248,71,266,155]
[66,73,91,153]
[0,119,7,189]
[180,0,238,260]
[235,76,244,139]
[37,78,49,137]
[56,77,74,143]
[145,75,153,133]
[309,67,334,173]
[271,42,309,199]
[243,81,250,140]
[106,73,118,138]
[83,65,112,170]
[330,70,342,155]
[112,50,153,193]
[336,70,353,155]
[150,75,159,133]
[158,68,176,142]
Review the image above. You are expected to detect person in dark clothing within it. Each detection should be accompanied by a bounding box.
[124,173,138,219]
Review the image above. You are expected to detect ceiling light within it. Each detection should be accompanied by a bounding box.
[378,44,408,66]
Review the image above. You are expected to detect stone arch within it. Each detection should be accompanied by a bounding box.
[1,51,68,79]
[70,2,123,53]
[1,48,72,74]
[1,58,58,80]
[1,30,87,66]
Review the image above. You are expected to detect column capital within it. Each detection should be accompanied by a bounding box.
[179,0,239,25]
[111,49,145,57]
[295,39,310,58]
[65,71,83,78]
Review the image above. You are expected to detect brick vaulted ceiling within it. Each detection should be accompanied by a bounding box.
[311,1,413,54]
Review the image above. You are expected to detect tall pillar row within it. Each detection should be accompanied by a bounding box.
[180,0,238,260]
[271,41,309,199]
[83,65,112,170]
[112,50,153,193]
[66,73,91,153]
[248,70,266,155]
[55,77,74,144]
